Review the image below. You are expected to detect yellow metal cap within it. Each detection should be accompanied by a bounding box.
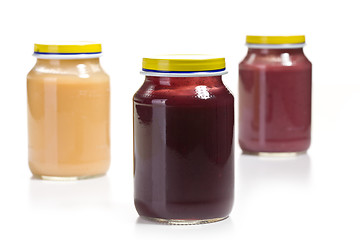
[34,41,102,54]
[246,35,305,45]
[142,54,226,73]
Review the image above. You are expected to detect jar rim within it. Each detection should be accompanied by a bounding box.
[33,52,102,59]
[246,43,305,49]
[140,70,228,77]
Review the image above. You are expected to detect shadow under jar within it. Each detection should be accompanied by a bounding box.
[239,36,312,155]
[133,55,234,225]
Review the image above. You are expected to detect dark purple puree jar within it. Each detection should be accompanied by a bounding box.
[133,55,234,224]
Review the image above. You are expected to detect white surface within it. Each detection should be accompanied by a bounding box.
[0,0,360,239]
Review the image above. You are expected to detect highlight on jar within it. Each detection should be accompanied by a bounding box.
[133,55,234,225]
[238,35,312,156]
[27,42,110,180]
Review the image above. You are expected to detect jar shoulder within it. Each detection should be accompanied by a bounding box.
[133,81,234,106]
[27,63,110,83]
[239,52,312,70]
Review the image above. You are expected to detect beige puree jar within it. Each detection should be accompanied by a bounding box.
[27,42,110,180]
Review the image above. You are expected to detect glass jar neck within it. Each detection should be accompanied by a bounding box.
[144,75,223,87]
[247,47,304,55]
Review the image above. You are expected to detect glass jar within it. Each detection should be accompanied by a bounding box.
[27,42,110,180]
[133,55,234,224]
[239,36,312,155]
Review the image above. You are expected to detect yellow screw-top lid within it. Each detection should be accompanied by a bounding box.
[246,35,305,45]
[33,41,102,58]
[142,55,226,74]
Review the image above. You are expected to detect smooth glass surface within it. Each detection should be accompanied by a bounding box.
[133,75,234,222]
[239,48,312,153]
[27,58,110,178]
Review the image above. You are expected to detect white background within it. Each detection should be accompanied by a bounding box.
[0,0,360,239]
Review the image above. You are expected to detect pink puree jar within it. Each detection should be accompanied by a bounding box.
[238,36,312,155]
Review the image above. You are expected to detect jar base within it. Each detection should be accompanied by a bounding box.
[243,151,306,157]
[33,174,105,181]
[141,216,228,225]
